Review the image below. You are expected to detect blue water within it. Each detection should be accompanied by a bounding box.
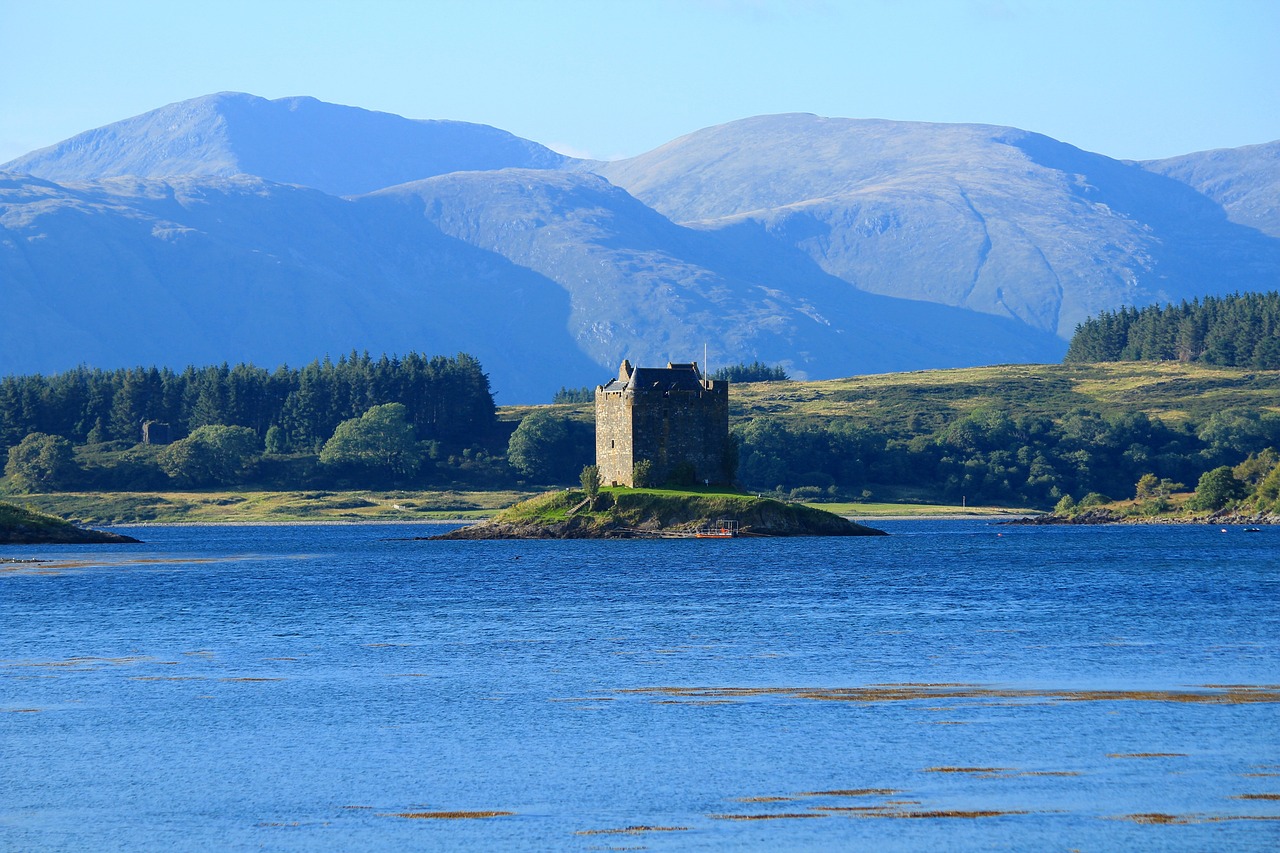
[3,520,1278,851]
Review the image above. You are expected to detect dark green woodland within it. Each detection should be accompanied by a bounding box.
[1064,291,1280,368]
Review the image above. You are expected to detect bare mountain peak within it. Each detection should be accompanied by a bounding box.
[2,92,574,197]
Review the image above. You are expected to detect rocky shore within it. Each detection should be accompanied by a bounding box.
[1010,509,1278,526]
[429,490,886,539]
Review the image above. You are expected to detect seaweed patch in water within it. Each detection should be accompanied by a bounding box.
[384,810,514,819]
[4,655,154,670]
[1107,753,1187,759]
[1104,813,1280,824]
[616,684,1280,705]
[796,789,903,797]
[1232,793,1280,800]
[1111,813,1195,824]
[574,826,688,835]
[708,813,826,820]
[865,810,1031,820]
[920,767,1078,779]
[733,796,795,803]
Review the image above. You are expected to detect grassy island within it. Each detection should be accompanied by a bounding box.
[431,487,886,539]
[0,500,140,544]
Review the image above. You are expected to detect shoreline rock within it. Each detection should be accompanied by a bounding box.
[428,491,887,540]
[1009,509,1278,526]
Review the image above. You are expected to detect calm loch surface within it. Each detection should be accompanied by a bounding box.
[3,521,1278,851]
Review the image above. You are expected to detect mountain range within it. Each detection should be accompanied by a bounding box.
[3,92,1278,402]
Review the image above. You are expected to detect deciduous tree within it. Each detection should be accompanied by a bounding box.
[159,425,261,486]
[4,432,78,492]
[320,403,421,477]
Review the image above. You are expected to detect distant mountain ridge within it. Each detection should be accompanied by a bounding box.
[2,94,1278,402]
[4,92,573,196]
[1141,140,1280,238]
[596,114,1280,337]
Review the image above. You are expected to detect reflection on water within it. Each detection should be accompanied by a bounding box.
[2,520,1278,851]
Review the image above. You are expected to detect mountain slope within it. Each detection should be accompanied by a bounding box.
[0,172,600,402]
[2,93,572,196]
[1141,140,1280,238]
[367,168,1066,374]
[596,114,1280,336]
[0,168,1064,402]
[4,96,1279,404]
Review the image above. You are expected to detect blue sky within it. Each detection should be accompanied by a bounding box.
[2,0,1277,164]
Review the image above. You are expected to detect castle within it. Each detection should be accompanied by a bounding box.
[595,360,730,487]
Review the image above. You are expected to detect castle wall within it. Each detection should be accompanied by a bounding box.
[595,371,729,487]
[630,383,728,485]
[595,389,634,486]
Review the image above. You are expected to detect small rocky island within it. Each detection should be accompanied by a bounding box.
[431,490,886,539]
[433,360,885,540]
[0,501,140,545]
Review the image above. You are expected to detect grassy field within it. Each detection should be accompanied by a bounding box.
[14,489,538,526]
[544,361,1280,431]
[727,361,1280,430]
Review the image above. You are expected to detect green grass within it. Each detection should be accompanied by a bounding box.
[0,500,75,535]
[14,489,539,525]
[0,499,136,543]
[488,487,872,536]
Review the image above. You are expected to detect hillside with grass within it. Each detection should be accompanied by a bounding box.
[724,361,1280,428]
[539,361,1280,511]
[0,500,139,544]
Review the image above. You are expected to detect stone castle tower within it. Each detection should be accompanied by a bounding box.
[595,360,729,487]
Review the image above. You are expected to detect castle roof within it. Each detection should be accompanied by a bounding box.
[600,361,710,395]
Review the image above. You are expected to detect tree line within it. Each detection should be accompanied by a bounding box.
[2,353,503,492]
[733,405,1280,509]
[1064,291,1280,367]
[0,351,495,453]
